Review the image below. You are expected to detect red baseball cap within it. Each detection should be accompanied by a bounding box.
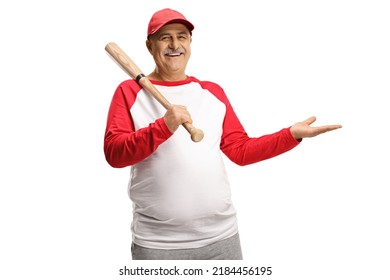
[147,8,194,38]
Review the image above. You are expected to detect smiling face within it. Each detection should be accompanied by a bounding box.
[146,23,192,81]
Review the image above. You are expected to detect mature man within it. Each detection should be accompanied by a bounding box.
[104,8,342,260]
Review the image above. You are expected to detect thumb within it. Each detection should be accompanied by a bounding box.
[305,116,317,126]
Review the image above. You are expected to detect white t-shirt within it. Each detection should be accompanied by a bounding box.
[104,76,300,249]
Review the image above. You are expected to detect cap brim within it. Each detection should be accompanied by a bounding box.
[149,19,194,36]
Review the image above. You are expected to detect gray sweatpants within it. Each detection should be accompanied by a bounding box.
[131,233,243,260]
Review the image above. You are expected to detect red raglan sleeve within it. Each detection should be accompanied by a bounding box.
[103,80,172,168]
[208,83,301,166]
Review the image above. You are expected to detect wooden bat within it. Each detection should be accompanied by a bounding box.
[105,42,204,143]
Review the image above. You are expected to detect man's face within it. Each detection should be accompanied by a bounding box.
[146,23,192,76]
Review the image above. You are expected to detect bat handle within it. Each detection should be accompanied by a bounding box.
[139,78,204,142]
[183,122,204,142]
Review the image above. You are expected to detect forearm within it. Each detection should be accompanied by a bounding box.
[222,127,300,166]
[104,118,172,168]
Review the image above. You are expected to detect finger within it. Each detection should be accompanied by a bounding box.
[305,116,317,126]
[314,124,342,135]
[323,124,342,131]
[186,117,193,124]
[182,111,193,124]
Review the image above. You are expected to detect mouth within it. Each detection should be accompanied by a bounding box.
[165,52,183,57]
[164,48,185,57]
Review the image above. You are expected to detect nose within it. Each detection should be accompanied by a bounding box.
[169,38,179,50]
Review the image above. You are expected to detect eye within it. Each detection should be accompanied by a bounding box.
[160,36,170,41]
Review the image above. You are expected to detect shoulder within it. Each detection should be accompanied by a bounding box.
[117,79,141,91]
[113,79,142,98]
[110,79,142,107]
[189,76,223,91]
[189,76,229,105]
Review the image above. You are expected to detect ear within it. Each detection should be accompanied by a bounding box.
[146,39,153,54]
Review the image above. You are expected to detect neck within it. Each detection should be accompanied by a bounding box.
[147,69,187,82]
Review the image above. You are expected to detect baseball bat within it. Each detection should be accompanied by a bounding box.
[105,42,204,143]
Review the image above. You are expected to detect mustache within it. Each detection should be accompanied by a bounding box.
[163,48,185,55]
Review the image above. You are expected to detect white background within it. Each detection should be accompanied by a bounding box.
[1,0,389,279]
